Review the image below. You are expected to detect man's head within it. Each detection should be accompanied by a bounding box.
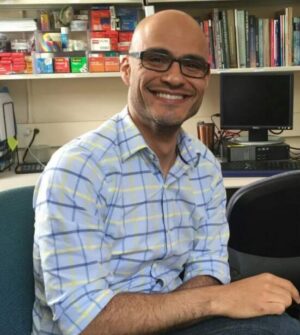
[120,10,210,135]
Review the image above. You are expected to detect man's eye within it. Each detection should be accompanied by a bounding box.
[146,54,169,64]
[183,60,204,70]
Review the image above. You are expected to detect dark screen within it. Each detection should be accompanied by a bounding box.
[220,72,294,130]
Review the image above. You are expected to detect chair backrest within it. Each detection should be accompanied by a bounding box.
[0,186,35,334]
[226,170,300,289]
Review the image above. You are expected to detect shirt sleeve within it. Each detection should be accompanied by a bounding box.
[183,161,231,285]
[34,146,116,335]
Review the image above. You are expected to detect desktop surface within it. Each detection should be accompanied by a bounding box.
[221,159,300,177]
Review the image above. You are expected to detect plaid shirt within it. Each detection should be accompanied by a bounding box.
[32,107,230,335]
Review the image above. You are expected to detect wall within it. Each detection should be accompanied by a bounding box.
[2,73,300,151]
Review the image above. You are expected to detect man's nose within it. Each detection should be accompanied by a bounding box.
[161,60,185,85]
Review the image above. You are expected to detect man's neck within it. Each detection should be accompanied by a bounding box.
[150,139,178,177]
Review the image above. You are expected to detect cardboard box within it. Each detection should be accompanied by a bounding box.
[70,56,87,73]
[90,9,111,31]
[104,52,119,72]
[90,31,118,51]
[54,57,70,73]
[89,53,105,72]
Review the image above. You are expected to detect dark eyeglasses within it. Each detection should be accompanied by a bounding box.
[128,49,210,79]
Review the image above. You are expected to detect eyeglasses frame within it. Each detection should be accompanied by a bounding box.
[128,49,210,79]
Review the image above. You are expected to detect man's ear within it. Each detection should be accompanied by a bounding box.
[120,56,131,86]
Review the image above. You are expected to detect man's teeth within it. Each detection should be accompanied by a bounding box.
[156,92,184,100]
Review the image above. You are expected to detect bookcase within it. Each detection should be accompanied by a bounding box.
[0,0,143,150]
[0,0,300,153]
[145,0,300,149]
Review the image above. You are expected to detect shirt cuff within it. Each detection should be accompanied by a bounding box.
[52,286,116,335]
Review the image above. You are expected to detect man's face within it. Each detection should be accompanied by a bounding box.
[121,20,210,132]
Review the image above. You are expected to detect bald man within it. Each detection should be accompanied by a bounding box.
[32,10,300,335]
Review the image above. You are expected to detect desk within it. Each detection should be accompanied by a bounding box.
[0,170,262,192]
[0,170,40,192]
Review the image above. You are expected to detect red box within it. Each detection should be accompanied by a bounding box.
[90,31,118,51]
[54,57,70,73]
[90,9,111,31]
[0,61,12,74]
[119,31,133,42]
[104,53,119,72]
[89,53,105,72]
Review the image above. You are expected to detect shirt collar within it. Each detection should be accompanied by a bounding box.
[117,107,202,167]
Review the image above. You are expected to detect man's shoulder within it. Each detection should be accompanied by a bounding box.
[47,111,126,172]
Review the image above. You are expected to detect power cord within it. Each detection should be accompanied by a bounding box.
[22,128,40,163]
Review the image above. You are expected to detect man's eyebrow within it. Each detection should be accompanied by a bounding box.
[146,47,171,54]
[144,48,207,62]
[181,54,207,61]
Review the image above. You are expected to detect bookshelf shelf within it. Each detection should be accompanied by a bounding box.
[0,72,121,80]
[211,65,300,74]
[1,66,300,80]
[146,1,300,71]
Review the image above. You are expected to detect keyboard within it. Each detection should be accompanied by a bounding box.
[15,162,45,174]
[221,159,300,177]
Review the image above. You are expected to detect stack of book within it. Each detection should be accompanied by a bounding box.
[197,7,300,69]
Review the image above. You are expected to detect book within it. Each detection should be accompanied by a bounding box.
[257,17,264,67]
[270,18,275,67]
[221,9,230,68]
[293,17,300,65]
[203,19,215,68]
[212,8,223,69]
[248,15,257,67]
[245,10,250,67]
[226,8,237,68]
[285,7,293,66]
[234,9,247,68]
[263,18,270,67]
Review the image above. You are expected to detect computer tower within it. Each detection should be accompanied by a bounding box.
[224,143,290,162]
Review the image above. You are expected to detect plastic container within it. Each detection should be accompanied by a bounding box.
[60,27,69,50]
[0,87,15,142]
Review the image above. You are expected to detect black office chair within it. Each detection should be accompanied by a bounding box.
[226,170,300,290]
[0,186,35,334]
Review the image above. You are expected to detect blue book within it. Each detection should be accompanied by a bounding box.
[293,17,300,65]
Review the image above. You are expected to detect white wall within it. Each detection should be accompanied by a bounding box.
[2,72,300,150]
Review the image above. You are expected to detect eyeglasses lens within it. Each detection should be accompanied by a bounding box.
[141,50,209,78]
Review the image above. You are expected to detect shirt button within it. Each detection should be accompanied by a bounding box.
[156,279,164,287]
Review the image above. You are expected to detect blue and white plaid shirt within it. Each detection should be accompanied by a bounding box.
[32,107,230,335]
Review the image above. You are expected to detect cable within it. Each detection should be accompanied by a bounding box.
[22,128,40,163]
[270,129,284,135]
[27,146,45,167]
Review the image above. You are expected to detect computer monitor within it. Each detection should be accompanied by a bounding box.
[220,72,294,144]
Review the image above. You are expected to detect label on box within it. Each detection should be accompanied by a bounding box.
[54,57,70,73]
[36,57,53,73]
[91,10,111,31]
[89,53,105,72]
[71,57,87,73]
[90,38,111,51]
[104,53,119,72]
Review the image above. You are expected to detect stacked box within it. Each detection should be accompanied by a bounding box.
[90,31,118,51]
[54,57,70,73]
[89,53,105,72]
[0,53,26,74]
[104,52,119,72]
[35,53,54,73]
[90,9,111,31]
[71,57,87,73]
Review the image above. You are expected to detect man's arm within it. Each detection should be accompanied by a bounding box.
[176,275,220,291]
[82,273,300,335]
